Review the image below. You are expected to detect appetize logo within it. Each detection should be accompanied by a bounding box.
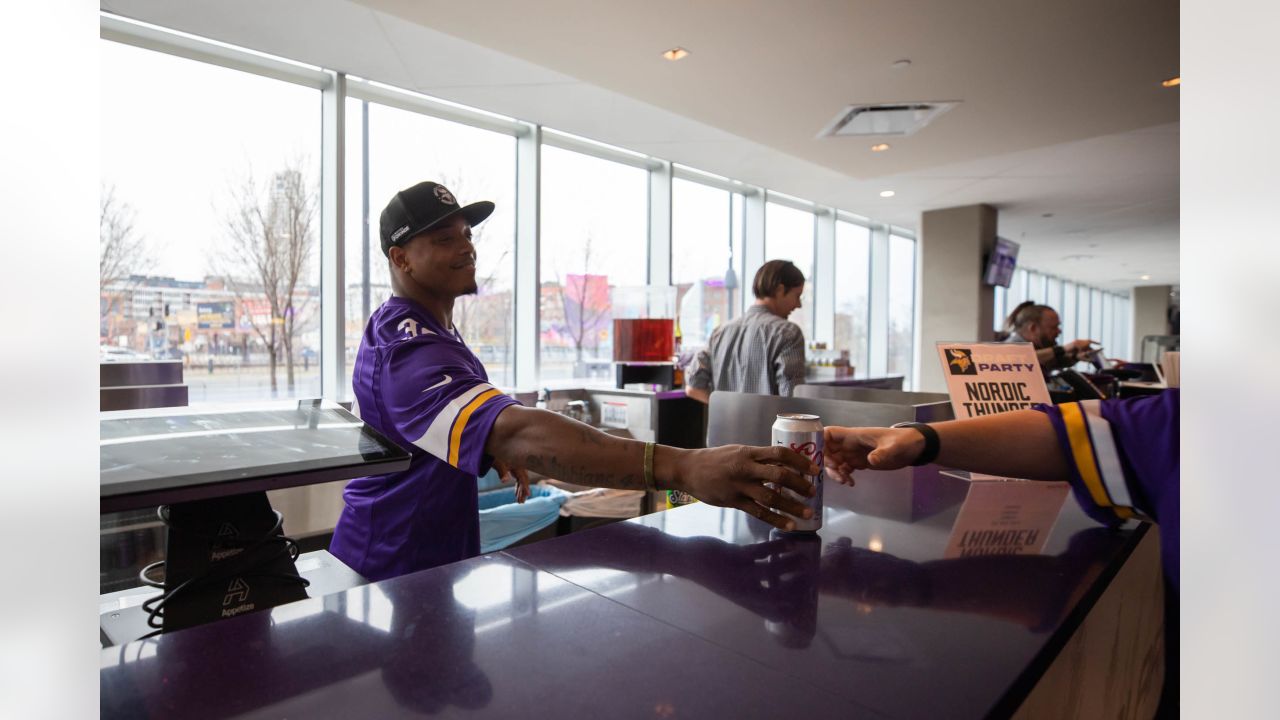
[946,348,977,375]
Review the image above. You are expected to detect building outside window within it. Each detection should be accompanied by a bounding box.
[764,201,815,340]
[887,233,916,387]
[343,99,516,393]
[539,145,648,385]
[834,221,871,376]
[100,39,321,403]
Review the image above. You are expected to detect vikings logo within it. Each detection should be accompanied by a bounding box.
[946,348,977,375]
[434,185,457,205]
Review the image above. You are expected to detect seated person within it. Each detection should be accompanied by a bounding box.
[994,300,1035,342]
[1005,303,1096,374]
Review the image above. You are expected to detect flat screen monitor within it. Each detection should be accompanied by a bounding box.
[984,237,1020,287]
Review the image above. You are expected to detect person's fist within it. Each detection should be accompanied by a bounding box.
[823,427,925,486]
[674,444,819,532]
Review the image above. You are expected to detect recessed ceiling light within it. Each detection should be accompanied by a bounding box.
[1161,76,1180,87]
[1042,212,1054,218]
[870,143,891,152]
[662,47,689,61]
[891,59,912,70]
[1140,274,1152,280]
[879,190,896,198]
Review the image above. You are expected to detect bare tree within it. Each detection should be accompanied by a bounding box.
[216,160,317,394]
[555,234,611,365]
[99,184,152,339]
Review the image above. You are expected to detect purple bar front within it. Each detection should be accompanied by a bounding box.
[101,465,1147,719]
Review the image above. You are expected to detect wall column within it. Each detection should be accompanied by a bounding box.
[917,204,997,393]
[1131,285,1172,361]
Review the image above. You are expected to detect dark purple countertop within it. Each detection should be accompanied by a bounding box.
[100,466,1145,719]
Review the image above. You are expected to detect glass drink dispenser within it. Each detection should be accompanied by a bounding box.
[610,286,677,388]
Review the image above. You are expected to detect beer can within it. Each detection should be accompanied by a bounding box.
[770,413,824,532]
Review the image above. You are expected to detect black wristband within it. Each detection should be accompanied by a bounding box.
[891,422,941,467]
[1053,345,1067,364]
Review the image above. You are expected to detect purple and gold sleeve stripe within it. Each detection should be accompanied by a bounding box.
[447,388,504,467]
[411,383,505,469]
[1057,400,1146,522]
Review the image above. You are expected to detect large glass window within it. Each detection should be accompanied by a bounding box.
[1005,268,1030,314]
[1117,295,1132,359]
[1060,282,1078,341]
[887,234,916,386]
[993,284,1008,333]
[1090,288,1105,341]
[765,202,815,340]
[1100,293,1114,354]
[1076,286,1091,341]
[672,178,735,352]
[835,221,871,376]
[101,39,321,403]
[539,145,648,385]
[1045,276,1063,313]
[344,100,517,393]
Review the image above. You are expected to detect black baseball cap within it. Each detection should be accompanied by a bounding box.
[379,181,495,256]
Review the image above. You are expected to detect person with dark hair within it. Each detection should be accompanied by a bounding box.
[685,259,808,402]
[329,183,820,582]
[1005,303,1096,373]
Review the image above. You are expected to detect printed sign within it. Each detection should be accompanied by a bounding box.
[936,342,1051,420]
[601,401,629,429]
[197,302,236,329]
[943,481,1070,559]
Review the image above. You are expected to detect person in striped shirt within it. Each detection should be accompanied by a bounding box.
[330,182,819,583]
[821,390,1179,713]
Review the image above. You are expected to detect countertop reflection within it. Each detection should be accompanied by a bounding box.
[100,467,1145,719]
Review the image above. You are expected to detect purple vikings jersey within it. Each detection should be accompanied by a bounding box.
[1035,389,1179,588]
[330,297,519,581]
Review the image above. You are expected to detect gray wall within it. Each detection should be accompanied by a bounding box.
[1131,285,1171,356]
[917,204,997,393]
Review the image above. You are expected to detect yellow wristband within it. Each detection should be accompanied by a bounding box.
[644,442,656,491]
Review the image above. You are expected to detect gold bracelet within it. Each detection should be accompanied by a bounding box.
[644,442,656,491]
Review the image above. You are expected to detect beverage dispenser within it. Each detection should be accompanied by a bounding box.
[610,285,677,390]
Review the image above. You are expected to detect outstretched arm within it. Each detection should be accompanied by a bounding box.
[824,409,1070,484]
[486,405,821,531]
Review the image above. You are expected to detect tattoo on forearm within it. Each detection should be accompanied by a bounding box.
[522,452,645,490]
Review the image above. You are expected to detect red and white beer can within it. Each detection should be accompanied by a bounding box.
[770,413,824,532]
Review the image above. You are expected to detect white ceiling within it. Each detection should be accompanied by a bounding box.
[103,0,1179,291]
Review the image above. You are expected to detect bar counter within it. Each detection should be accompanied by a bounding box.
[100,465,1162,718]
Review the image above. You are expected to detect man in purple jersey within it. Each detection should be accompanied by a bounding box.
[331,181,819,583]
[820,390,1179,715]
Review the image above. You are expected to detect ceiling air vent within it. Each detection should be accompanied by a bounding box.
[817,101,958,138]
